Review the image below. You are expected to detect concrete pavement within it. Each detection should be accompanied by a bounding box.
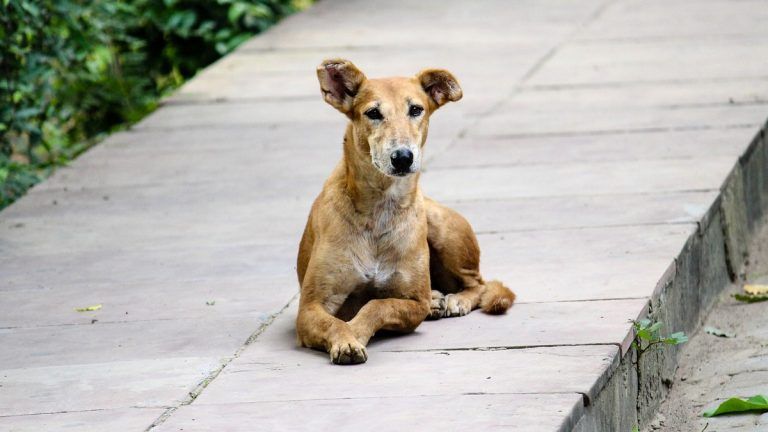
[2,0,768,430]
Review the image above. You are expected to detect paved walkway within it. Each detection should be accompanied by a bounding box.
[1,0,767,430]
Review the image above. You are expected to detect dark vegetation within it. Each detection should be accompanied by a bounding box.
[0,0,307,208]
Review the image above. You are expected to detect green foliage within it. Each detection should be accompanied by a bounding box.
[0,0,307,208]
[703,395,768,417]
[632,319,688,356]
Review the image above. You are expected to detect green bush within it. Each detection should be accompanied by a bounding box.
[0,0,308,208]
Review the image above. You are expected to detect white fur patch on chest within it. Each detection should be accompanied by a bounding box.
[348,181,412,288]
[349,231,399,287]
[369,259,397,286]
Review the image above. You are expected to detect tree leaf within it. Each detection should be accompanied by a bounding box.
[228,2,248,23]
[703,395,768,417]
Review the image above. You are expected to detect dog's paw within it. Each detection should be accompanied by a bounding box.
[329,339,368,365]
[428,290,446,320]
[444,293,472,317]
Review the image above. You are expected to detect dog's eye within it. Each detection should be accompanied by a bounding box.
[408,105,424,117]
[364,108,383,121]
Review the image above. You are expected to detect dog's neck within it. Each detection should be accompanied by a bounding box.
[341,124,420,215]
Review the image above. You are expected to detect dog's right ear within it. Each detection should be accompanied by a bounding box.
[317,59,367,116]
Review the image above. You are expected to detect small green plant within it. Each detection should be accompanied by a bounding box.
[632,319,688,356]
[630,320,688,432]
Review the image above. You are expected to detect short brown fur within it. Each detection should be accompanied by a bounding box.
[296,59,515,365]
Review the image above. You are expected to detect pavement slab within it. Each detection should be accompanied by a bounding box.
[576,0,768,40]
[428,128,756,169]
[1,0,767,430]
[154,393,584,432]
[0,316,262,369]
[232,300,641,356]
[0,358,219,416]
[0,408,167,432]
[188,304,621,407]
[197,344,618,406]
[527,37,768,86]
[423,159,737,201]
[443,192,717,232]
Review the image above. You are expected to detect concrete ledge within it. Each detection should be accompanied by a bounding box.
[573,120,768,429]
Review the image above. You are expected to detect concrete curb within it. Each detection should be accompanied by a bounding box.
[571,119,768,431]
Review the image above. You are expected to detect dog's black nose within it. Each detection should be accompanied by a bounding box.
[390,148,413,172]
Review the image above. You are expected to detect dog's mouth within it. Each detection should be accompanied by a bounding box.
[390,168,413,177]
[383,164,418,178]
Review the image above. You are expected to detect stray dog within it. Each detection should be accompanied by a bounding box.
[296,59,516,364]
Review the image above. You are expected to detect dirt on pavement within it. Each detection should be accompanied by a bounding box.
[646,219,768,431]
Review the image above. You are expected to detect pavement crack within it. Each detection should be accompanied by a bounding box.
[143,293,298,432]
[191,391,585,406]
[726,368,768,377]
[438,189,718,205]
[0,408,108,418]
[380,342,621,354]
[473,221,695,236]
[475,123,760,141]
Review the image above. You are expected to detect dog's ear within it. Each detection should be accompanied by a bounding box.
[317,59,367,115]
[417,69,463,110]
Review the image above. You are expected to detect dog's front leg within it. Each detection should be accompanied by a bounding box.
[348,296,430,346]
[297,301,368,365]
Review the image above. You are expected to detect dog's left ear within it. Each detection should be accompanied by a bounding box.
[417,69,463,110]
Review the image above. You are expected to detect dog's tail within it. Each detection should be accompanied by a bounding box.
[480,280,516,314]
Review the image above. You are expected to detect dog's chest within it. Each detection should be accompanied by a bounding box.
[349,198,410,288]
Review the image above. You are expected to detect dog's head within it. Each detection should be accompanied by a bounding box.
[317,58,462,177]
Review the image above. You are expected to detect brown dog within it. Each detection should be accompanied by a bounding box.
[296,59,515,364]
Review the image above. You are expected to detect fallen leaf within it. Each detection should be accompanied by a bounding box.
[733,293,768,303]
[75,304,102,312]
[704,326,734,338]
[703,395,768,417]
[744,284,768,295]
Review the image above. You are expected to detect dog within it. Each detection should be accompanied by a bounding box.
[296,59,516,365]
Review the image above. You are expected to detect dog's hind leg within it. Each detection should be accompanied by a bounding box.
[428,289,447,320]
[425,198,515,317]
